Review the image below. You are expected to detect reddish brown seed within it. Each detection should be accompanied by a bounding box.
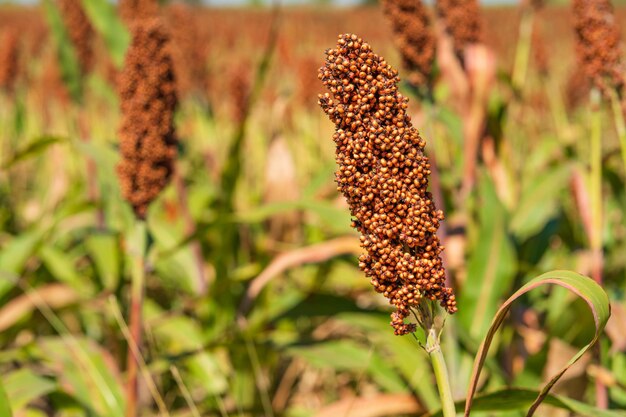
[319,34,457,336]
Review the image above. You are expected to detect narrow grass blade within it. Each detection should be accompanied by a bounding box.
[464,270,611,417]
[1,136,64,170]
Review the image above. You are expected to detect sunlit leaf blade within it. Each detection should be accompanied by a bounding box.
[509,163,572,240]
[464,270,611,417]
[79,0,129,67]
[0,379,12,417]
[1,136,64,170]
[288,340,407,393]
[42,0,83,101]
[39,245,93,295]
[429,388,626,417]
[85,233,121,290]
[4,368,56,412]
[0,230,44,299]
[39,337,125,416]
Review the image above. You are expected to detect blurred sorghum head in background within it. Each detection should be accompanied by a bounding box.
[0,29,19,94]
[57,0,94,76]
[229,64,251,125]
[572,0,624,97]
[117,18,178,219]
[318,34,457,336]
[436,0,483,58]
[381,0,436,91]
[120,0,159,26]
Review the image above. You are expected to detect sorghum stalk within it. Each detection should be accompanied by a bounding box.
[116,17,178,417]
[318,35,457,414]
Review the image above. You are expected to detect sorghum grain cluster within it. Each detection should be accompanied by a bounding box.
[0,29,18,93]
[381,0,436,89]
[436,0,483,56]
[117,18,178,219]
[572,0,624,96]
[318,34,457,335]
[57,0,94,75]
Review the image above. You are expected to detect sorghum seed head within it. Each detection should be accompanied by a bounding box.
[572,0,624,96]
[57,0,95,75]
[120,0,159,25]
[319,34,457,336]
[117,18,178,219]
[436,0,483,57]
[0,29,19,93]
[381,0,436,89]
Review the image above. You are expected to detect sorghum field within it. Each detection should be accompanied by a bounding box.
[1,1,626,416]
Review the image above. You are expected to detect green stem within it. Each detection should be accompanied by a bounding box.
[608,88,626,172]
[511,7,534,93]
[426,327,456,417]
[589,90,602,285]
[125,220,147,417]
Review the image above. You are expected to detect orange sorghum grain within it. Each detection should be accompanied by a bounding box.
[318,34,457,335]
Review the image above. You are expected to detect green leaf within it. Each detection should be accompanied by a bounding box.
[510,164,572,240]
[464,270,611,417]
[288,340,407,393]
[458,174,516,340]
[85,233,120,290]
[39,337,125,416]
[0,379,12,417]
[0,230,44,299]
[149,220,197,293]
[428,388,626,417]
[39,245,91,294]
[79,0,129,68]
[4,368,56,412]
[1,136,64,170]
[42,0,83,101]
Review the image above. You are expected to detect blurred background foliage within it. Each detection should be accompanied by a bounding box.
[0,0,625,416]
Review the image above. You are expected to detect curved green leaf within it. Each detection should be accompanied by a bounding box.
[1,136,64,170]
[464,270,611,417]
[429,388,626,417]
